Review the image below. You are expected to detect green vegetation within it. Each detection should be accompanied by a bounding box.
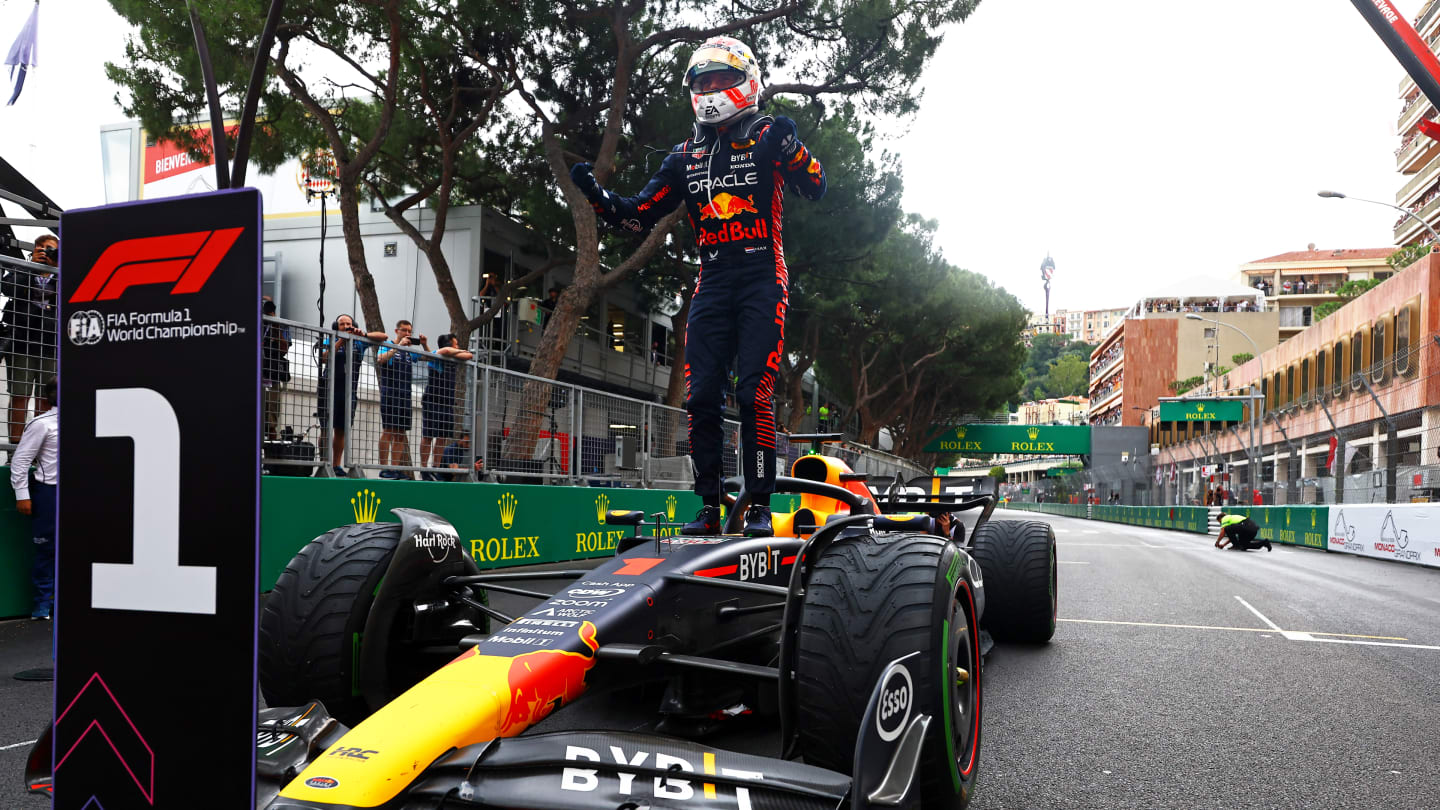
[988,465,1006,480]
[1231,352,1254,366]
[1387,243,1432,270]
[1314,278,1384,321]
[1170,376,1204,395]
[1020,333,1097,401]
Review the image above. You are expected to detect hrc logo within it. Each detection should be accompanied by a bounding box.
[595,494,610,525]
[352,489,381,523]
[499,492,519,529]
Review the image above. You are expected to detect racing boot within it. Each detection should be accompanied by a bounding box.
[743,505,772,538]
[682,505,722,536]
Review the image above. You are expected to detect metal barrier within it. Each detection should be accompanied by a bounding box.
[0,254,58,452]
[257,316,934,487]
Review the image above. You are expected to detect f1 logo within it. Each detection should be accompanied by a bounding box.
[69,228,245,303]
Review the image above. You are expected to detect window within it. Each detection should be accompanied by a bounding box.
[1372,312,1392,385]
[1286,364,1296,405]
[1333,339,1348,399]
[1300,355,1312,406]
[1350,330,1366,391]
[1316,348,1328,401]
[1396,296,1421,377]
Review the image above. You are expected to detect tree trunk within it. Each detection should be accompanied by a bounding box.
[337,181,384,331]
[664,283,694,409]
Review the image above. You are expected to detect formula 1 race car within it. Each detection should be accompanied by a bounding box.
[37,436,1053,809]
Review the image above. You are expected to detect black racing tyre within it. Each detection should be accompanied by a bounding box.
[260,523,402,725]
[970,520,1057,643]
[796,533,983,809]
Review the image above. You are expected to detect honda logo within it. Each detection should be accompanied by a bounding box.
[69,228,245,303]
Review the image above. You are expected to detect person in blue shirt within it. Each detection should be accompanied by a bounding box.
[420,333,473,480]
[376,320,426,479]
[318,314,385,477]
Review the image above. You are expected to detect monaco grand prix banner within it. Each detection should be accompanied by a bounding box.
[57,189,262,808]
[1328,504,1440,569]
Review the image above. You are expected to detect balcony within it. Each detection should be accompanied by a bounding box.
[1394,194,1440,244]
[1398,95,1434,136]
[1398,159,1440,205]
[1397,129,1440,174]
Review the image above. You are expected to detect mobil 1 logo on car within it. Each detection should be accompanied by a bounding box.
[56,189,262,809]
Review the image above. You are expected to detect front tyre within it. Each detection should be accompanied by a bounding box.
[796,533,983,808]
[970,520,1057,643]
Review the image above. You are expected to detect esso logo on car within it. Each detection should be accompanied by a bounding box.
[875,663,914,742]
[568,588,625,598]
[881,684,909,721]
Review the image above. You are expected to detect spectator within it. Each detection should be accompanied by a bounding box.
[11,375,56,620]
[441,431,487,481]
[376,320,426,479]
[478,273,499,301]
[818,403,831,432]
[540,286,561,326]
[420,332,473,480]
[4,234,58,444]
[261,297,290,440]
[318,314,385,477]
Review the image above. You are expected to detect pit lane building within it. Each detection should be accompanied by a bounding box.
[1150,253,1440,505]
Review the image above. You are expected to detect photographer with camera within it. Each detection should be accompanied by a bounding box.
[261,297,290,440]
[3,234,58,446]
[375,320,426,479]
[318,314,386,477]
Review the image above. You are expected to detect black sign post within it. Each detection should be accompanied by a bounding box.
[55,189,261,809]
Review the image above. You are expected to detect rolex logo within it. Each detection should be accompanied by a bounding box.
[596,494,610,524]
[1196,403,1205,412]
[666,495,677,520]
[1027,427,1040,440]
[499,492,518,530]
[955,426,967,439]
[352,489,381,523]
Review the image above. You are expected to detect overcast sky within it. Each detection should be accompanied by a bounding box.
[0,0,1428,316]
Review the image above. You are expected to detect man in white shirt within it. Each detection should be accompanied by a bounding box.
[11,375,57,620]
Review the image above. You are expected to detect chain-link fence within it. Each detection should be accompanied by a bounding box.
[0,254,58,450]
[250,316,933,487]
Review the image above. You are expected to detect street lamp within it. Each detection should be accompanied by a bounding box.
[1185,313,1263,504]
[1317,189,1440,245]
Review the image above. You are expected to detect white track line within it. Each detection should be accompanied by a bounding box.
[1235,595,1439,649]
[1234,595,1309,640]
[0,739,37,751]
[1057,561,1091,565]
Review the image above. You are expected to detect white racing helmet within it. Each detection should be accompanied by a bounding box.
[683,36,763,127]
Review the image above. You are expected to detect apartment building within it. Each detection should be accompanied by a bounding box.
[1238,246,1396,341]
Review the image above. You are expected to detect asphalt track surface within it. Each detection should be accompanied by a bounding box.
[4,509,1439,808]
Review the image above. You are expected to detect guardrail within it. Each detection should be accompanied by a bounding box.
[1001,502,1440,568]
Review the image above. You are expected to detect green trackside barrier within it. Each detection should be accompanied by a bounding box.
[0,467,36,618]
[0,476,807,617]
[1226,505,1328,549]
[259,477,804,591]
[1007,502,1209,534]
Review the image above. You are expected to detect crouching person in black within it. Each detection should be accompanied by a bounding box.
[1215,509,1271,552]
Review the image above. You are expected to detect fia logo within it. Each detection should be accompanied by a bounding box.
[67,310,104,346]
[499,492,519,530]
[352,489,381,523]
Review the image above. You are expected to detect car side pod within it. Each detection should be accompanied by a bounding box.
[851,651,933,809]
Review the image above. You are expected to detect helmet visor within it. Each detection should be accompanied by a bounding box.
[688,64,746,94]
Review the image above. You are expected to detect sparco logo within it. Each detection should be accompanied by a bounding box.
[413,527,458,563]
[67,310,104,345]
[69,228,244,303]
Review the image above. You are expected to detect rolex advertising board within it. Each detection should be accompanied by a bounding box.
[924,424,1091,455]
[1158,400,1245,422]
[258,478,804,588]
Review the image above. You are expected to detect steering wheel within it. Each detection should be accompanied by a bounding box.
[721,475,874,535]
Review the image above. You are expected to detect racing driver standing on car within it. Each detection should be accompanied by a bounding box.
[570,36,826,537]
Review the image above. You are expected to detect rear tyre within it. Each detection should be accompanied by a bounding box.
[259,523,401,725]
[796,533,983,809]
[970,520,1056,643]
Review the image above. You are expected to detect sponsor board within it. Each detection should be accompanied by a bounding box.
[1327,505,1439,568]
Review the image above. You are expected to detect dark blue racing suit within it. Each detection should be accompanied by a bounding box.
[585,116,826,501]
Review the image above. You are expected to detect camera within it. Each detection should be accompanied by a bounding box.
[35,244,56,263]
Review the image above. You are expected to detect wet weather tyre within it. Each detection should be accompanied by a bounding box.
[796,533,983,809]
[970,520,1056,643]
[259,522,402,726]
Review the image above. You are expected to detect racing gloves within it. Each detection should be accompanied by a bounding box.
[569,162,617,217]
[761,116,802,160]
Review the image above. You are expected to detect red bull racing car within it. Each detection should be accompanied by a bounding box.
[31,438,1055,808]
